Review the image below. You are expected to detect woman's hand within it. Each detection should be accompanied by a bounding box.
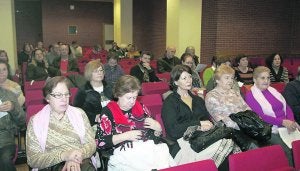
[62,161,81,171]
[200,120,214,131]
[61,149,83,164]
[282,119,298,133]
[144,117,162,132]
[123,130,143,141]
[0,101,14,112]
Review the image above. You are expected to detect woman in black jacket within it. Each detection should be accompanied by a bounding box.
[162,65,237,169]
[74,59,112,126]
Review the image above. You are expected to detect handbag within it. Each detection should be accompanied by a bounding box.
[229,110,272,142]
[184,122,233,153]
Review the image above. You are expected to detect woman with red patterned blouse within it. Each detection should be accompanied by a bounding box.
[95,75,175,171]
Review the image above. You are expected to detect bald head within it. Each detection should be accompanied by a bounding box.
[166,46,176,59]
[185,46,195,56]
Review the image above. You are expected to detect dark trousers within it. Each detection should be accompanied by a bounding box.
[0,144,16,171]
[269,133,294,167]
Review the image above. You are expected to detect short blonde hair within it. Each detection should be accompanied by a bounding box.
[84,59,104,81]
[214,64,235,80]
[253,66,270,79]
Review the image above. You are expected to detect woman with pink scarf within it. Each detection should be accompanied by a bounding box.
[26,76,96,171]
[245,66,299,166]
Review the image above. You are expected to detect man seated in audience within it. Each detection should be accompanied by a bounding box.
[157,46,181,73]
[104,52,124,85]
[70,40,83,59]
[130,51,160,83]
[45,43,60,65]
[48,44,79,77]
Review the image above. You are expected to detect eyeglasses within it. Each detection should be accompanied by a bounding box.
[50,92,71,99]
[93,68,104,73]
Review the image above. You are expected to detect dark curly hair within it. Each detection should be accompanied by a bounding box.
[265,53,283,68]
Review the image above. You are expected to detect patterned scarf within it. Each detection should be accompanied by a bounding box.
[138,63,150,82]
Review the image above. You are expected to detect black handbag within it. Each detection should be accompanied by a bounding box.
[186,123,233,153]
[229,110,272,142]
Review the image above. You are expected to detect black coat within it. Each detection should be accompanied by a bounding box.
[73,81,113,125]
[130,63,160,83]
[282,80,300,124]
[162,91,210,156]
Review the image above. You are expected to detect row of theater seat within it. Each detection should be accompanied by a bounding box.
[160,142,300,171]
[22,78,296,171]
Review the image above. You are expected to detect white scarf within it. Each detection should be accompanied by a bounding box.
[32,105,95,171]
[251,84,287,133]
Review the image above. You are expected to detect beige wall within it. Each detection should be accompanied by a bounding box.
[0,0,17,73]
[114,0,133,45]
[167,0,202,59]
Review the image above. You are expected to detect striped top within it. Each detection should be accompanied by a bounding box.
[26,111,96,169]
[234,67,254,85]
[269,66,289,83]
